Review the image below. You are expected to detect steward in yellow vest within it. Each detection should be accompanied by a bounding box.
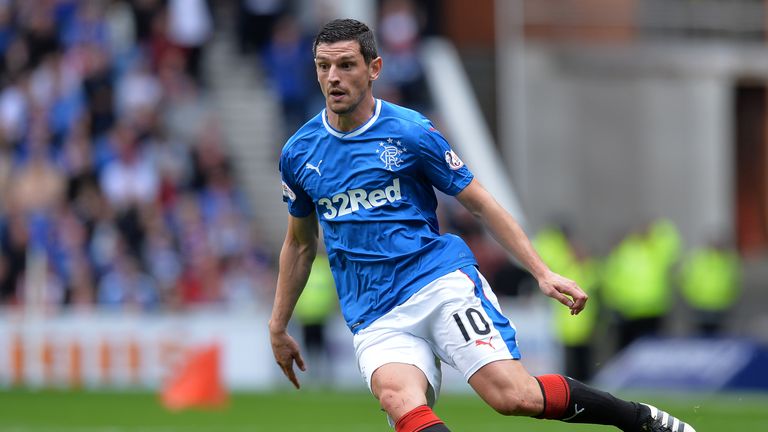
[602,219,681,350]
[534,227,599,380]
[294,254,337,386]
[678,244,740,336]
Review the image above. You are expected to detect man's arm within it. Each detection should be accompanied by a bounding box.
[456,179,587,315]
[269,213,319,389]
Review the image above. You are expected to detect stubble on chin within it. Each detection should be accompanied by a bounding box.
[328,104,351,115]
[328,99,358,115]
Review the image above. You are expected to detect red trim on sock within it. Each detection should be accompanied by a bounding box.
[395,406,444,432]
[535,374,571,419]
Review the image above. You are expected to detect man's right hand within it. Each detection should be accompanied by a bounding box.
[537,270,588,315]
[269,327,306,389]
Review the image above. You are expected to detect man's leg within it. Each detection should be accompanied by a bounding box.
[371,363,450,432]
[469,359,695,432]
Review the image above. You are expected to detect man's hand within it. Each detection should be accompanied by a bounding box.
[537,271,588,315]
[269,328,306,389]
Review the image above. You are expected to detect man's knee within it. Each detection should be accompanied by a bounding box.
[371,363,430,420]
[377,386,428,415]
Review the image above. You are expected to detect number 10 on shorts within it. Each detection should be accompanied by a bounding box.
[452,308,491,342]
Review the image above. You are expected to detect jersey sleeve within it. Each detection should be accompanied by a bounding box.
[279,150,315,217]
[417,123,474,196]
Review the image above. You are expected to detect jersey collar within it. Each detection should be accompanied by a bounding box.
[322,99,382,139]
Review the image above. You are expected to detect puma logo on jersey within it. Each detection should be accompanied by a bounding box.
[305,160,323,176]
[318,178,401,220]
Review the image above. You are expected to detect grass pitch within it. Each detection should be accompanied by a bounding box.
[0,388,766,431]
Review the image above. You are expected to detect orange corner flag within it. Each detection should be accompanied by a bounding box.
[160,344,228,411]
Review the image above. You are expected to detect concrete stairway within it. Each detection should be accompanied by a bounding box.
[204,34,289,254]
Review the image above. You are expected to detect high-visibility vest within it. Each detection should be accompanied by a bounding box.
[679,248,740,311]
[534,228,599,346]
[294,255,337,325]
[603,232,675,320]
[534,228,574,276]
[552,259,600,346]
[647,219,682,270]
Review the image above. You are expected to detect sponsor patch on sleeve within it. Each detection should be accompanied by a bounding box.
[444,149,465,170]
[281,180,297,202]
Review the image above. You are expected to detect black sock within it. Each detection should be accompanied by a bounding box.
[536,374,647,431]
[419,425,451,432]
[562,377,646,431]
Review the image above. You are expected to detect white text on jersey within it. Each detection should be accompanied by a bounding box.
[318,178,401,220]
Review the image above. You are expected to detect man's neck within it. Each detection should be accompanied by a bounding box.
[326,96,376,132]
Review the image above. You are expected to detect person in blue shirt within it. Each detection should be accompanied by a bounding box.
[269,18,695,432]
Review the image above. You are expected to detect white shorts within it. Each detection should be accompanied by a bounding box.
[353,265,521,410]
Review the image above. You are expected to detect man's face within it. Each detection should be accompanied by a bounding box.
[315,40,381,115]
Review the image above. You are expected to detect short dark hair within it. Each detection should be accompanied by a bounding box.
[313,19,378,64]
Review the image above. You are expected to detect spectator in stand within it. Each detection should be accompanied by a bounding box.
[220,252,270,307]
[0,141,12,214]
[18,2,60,69]
[129,0,165,46]
[86,188,120,280]
[116,57,162,123]
[104,0,136,60]
[376,0,428,109]
[99,124,158,207]
[262,14,316,136]
[189,119,230,191]
[60,117,99,206]
[10,126,66,217]
[51,206,95,307]
[157,50,209,146]
[165,0,213,86]
[141,208,183,305]
[0,2,15,57]
[0,71,31,147]
[98,248,159,311]
[0,1,273,311]
[0,209,29,304]
[80,42,116,138]
[171,192,218,305]
[148,125,194,211]
[60,0,110,50]
[236,0,286,56]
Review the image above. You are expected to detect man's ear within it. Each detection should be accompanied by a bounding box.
[369,57,382,81]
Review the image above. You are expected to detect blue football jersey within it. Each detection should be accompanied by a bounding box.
[279,99,478,333]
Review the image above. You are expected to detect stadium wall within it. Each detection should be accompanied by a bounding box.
[0,301,559,392]
[516,43,741,253]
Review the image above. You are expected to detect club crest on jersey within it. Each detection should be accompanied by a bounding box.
[376,138,406,171]
[281,180,297,201]
[445,149,464,170]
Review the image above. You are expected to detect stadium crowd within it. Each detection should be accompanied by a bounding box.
[0,0,741,360]
[0,0,442,312]
[0,0,274,311]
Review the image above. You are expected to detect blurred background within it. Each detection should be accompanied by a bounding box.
[1,0,767,411]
